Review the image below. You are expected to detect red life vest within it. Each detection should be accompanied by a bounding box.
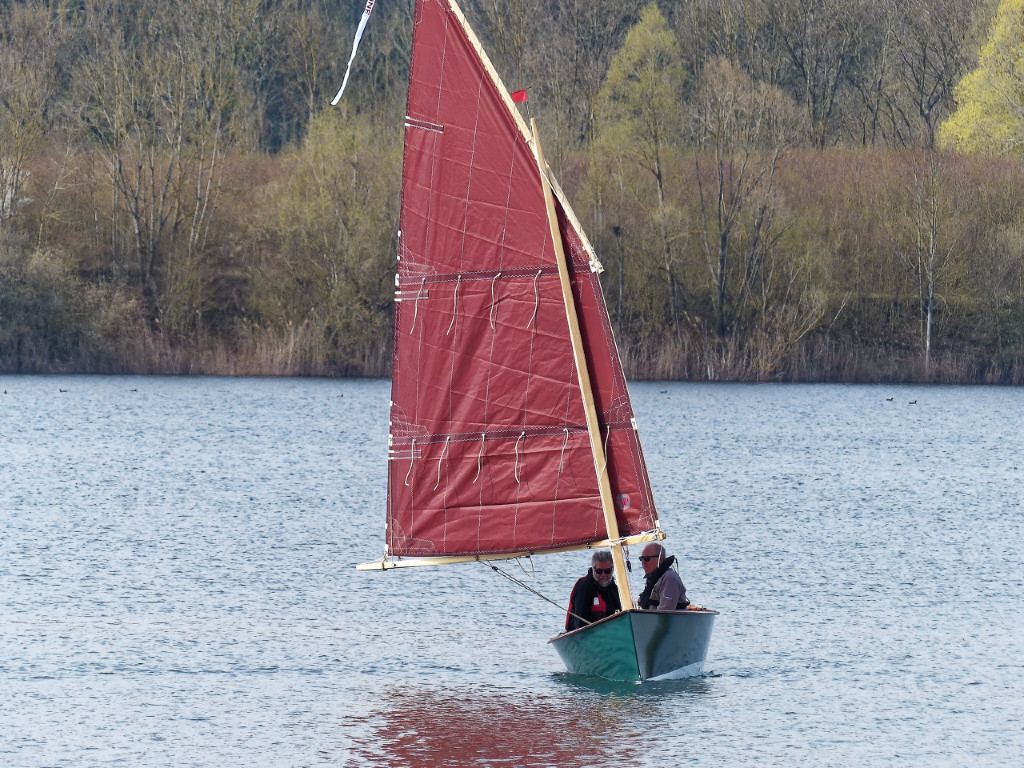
[566,574,615,631]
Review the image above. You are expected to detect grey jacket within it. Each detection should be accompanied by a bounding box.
[648,567,687,610]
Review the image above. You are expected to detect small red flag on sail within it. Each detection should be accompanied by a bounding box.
[510,89,528,103]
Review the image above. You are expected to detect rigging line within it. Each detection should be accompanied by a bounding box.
[404,438,416,487]
[433,436,450,491]
[558,427,569,473]
[446,275,461,336]
[488,272,502,329]
[526,268,542,328]
[514,431,525,484]
[409,277,426,334]
[473,432,485,483]
[480,561,587,623]
[515,556,536,578]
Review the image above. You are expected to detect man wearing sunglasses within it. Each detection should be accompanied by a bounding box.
[637,543,689,611]
[565,551,622,631]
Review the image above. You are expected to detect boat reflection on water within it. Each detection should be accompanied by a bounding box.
[344,684,648,766]
[341,677,715,766]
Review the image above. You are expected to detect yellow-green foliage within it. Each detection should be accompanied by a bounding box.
[939,0,1024,154]
[594,3,686,160]
[249,109,401,370]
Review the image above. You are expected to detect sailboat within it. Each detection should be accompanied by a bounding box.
[356,0,716,682]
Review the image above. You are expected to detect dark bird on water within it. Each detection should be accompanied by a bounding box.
[908,400,917,404]
[59,389,68,393]
[886,397,893,401]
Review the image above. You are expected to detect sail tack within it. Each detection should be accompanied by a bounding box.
[387,0,659,558]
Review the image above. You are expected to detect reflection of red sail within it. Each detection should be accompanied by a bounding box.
[387,0,658,558]
[345,686,645,767]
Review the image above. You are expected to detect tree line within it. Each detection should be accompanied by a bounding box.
[1,0,1023,382]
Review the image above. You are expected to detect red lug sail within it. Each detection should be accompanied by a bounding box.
[387,0,658,557]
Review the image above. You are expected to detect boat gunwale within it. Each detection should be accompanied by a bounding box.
[547,607,719,644]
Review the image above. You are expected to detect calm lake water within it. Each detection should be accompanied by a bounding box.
[1,376,1021,767]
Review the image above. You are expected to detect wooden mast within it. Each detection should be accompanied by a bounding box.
[530,118,634,611]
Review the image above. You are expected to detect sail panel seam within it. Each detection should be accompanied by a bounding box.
[399,266,557,284]
[389,424,637,445]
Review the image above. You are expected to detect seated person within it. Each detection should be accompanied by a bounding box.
[637,543,689,610]
[565,551,622,631]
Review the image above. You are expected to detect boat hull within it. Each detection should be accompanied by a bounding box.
[549,609,716,682]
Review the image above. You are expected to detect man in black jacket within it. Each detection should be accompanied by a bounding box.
[637,543,689,611]
[565,551,622,631]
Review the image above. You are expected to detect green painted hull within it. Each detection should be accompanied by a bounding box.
[549,609,717,682]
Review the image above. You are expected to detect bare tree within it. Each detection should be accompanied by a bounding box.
[0,4,62,225]
[760,0,870,147]
[473,0,536,86]
[889,0,977,148]
[668,0,785,88]
[846,3,898,146]
[275,0,343,123]
[691,58,806,343]
[76,3,187,300]
[469,0,644,155]
[889,150,967,378]
[75,0,254,320]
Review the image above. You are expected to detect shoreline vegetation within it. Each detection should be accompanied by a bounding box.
[3,1,1024,384]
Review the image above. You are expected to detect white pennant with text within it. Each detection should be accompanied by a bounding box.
[332,0,377,105]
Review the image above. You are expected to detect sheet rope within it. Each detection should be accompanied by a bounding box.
[480,560,589,626]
